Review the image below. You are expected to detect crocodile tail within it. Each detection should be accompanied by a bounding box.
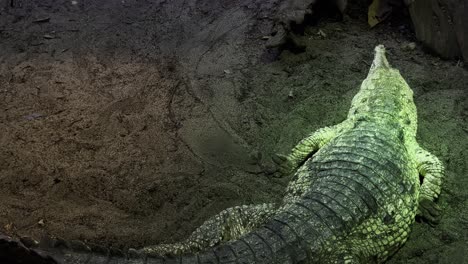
[1,219,309,264]
[0,234,259,264]
[199,209,319,264]
[0,234,173,264]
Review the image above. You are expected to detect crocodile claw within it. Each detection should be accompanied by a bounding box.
[417,198,442,226]
[272,153,295,176]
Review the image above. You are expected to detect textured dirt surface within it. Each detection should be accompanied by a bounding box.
[0,0,467,263]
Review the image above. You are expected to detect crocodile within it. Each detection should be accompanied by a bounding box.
[0,45,444,264]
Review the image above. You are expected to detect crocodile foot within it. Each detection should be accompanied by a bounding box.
[272,153,295,176]
[417,198,442,226]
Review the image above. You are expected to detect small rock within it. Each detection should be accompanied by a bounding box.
[223,69,231,74]
[401,42,416,51]
[261,36,270,40]
[43,34,54,39]
[20,236,39,247]
[283,67,293,74]
[4,223,13,232]
[24,113,43,120]
[288,90,294,98]
[38,219,45,227]
[33,17,50,23]
[407,42,416,50]
[317,29,327,38]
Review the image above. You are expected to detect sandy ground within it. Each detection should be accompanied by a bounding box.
[0,0,467,263]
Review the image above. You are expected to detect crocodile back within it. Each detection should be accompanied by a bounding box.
[204,120,422,264]
[307,120,419,221]
[272,120,421,262]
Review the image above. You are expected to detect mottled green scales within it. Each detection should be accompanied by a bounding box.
[140,45,444,263]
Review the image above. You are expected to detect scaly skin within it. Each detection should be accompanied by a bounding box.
[0,45,444,263]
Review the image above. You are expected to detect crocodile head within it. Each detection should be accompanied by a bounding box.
[347,45,418,138]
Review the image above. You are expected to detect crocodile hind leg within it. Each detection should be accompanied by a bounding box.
[320,243,363,264]
[140,203,276,256]
[273,123,345,175]
[415,146,445,225]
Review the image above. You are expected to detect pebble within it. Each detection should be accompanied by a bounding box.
[20,236,39,247]
[401,42,416,51]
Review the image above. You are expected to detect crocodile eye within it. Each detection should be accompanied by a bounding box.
[357,116,367,122]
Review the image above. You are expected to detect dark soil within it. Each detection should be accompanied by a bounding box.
[0,1,467,263]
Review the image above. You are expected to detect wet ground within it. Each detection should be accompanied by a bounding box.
[0,0,467,263]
